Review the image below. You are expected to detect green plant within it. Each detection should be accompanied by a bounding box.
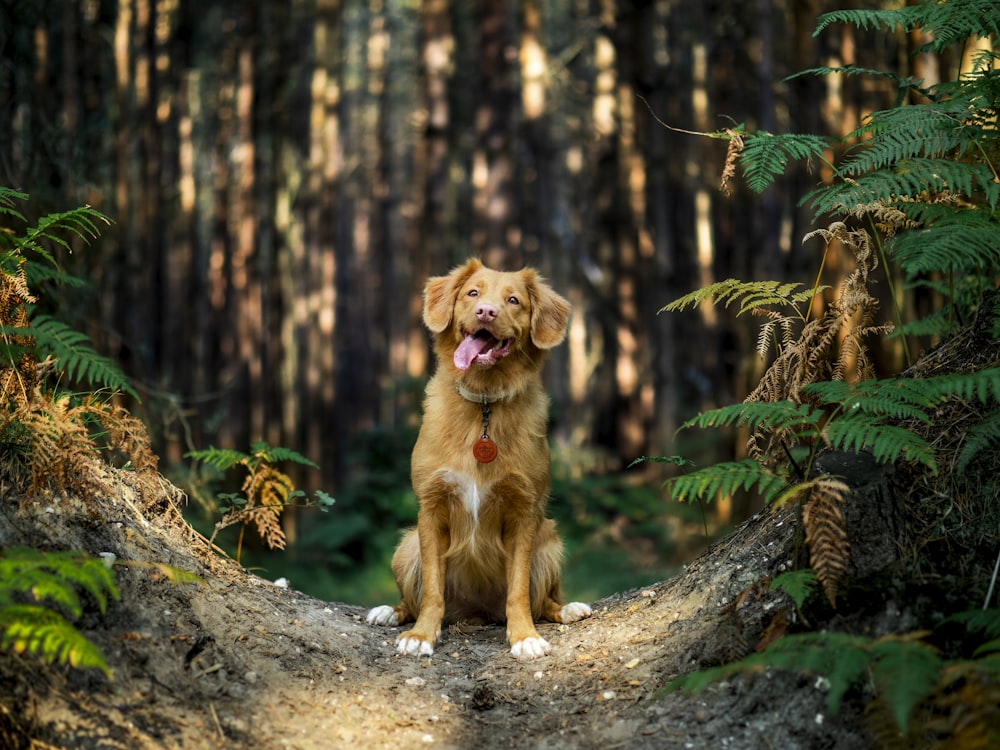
[0,188,153,498]
[650,1,1000,740]
[0,548,119,678]
[0,187,135,400]
[185,441,335,561]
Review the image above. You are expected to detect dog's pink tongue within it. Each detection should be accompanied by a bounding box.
[454,332,491,371]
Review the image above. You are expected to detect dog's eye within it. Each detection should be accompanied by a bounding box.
[467,289,479,297]
[507,296,520,305]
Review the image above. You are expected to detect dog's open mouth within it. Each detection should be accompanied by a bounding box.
[453,329,513,370]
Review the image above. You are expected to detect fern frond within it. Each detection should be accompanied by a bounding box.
[870,634,944,734]
[94,401,159,474]
[667,631,873,716]
[814,7,921,36]
[787,64,922,91]
[667,458,786,504]
[841,104,970,175]
[824,414,938,472]
[16,205,112,269]
[249,441,319,469]
[16,548,119,615]
[801,478,851,607]
[7,315,138,399]
[628,454,696,469]
[809,159,1000,216]
[930,367,1000,403]
[185,445,251,471]
[0,548,119,678]
[804,379,939,422]
[956,410,1000,474]
[0,187,28,226]
[947,608,1000,642]
[739,132,832,193]
[0,604,112,677]
[680,400,823,438]
[769,569,818,610]
[888,213,1000,278]
[660,278,816,317]
[19,390,105,493]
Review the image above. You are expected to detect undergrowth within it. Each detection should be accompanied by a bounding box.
[185,441,335,562]
[0,188,162,679]
[650,1,1000,742]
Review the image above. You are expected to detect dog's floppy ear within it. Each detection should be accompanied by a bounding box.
[423,258,483,333]
[524,269,571,349]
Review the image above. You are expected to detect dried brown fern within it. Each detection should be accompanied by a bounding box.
[14,389,105,496]
[800,476,851,607]
[744,222,893,459]
[210,462,295,552]
[0,267,37,407]
[719,129,744,197]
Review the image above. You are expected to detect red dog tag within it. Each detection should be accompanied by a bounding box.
[473,437,498,463]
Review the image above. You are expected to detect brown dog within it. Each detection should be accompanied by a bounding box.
[367,258,591,659]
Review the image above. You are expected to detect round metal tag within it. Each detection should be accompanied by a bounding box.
[473,438,498,463]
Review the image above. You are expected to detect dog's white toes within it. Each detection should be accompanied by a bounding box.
[396,636,434,657]
[560,601,593,623]
[366,605,399,626]
[511,636,551,660]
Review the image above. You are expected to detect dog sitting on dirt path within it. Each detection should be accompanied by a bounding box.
[367,258,592,659]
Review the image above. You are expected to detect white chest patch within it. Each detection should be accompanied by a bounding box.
[441,471,486,523]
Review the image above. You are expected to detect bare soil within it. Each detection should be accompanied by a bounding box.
[1,463,880,750]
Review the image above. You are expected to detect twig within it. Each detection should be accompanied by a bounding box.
[209,702,226,740]
[984,545,1000,610]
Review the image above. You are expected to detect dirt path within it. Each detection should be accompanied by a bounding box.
[1,464,878,749]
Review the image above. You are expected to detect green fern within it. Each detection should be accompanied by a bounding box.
[813,7,923,37]
[1,196,110,273]
[840,105,970,174]
[889,213,1000,279]
[825,414,938,472]
[0,548,120,678]
[738,132,832,193]
[1,315,138,400]
[667,631,942,733]
[770,569,818,610]
[0,604,112,676]
[185,445,253,472]
[660,278,824,318]
[248,440,319,469]
[815,2,1000,51]
[809,160,1000,217]
[667,458,787,505]
[679,400,823,439]
[956,409,1000,474]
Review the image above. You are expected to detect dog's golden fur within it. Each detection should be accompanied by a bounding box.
[367,258,591,659]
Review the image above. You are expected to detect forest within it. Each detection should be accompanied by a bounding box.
[2,0,1000,746]
[1,0,949,603]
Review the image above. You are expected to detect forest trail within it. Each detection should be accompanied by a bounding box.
[1,466,874,749]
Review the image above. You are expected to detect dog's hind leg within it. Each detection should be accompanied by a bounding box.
[532,519,593,626]
[365,529,420,627]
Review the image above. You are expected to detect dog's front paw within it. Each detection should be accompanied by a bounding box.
[366,605,400,626]
[559,601,593,623]
[510,636,551,660]
[396,634,435,657]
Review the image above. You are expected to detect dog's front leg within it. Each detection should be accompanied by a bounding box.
[396,507,447,656]
[504,515,551,659]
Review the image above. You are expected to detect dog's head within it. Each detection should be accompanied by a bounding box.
[423,258,571,381]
